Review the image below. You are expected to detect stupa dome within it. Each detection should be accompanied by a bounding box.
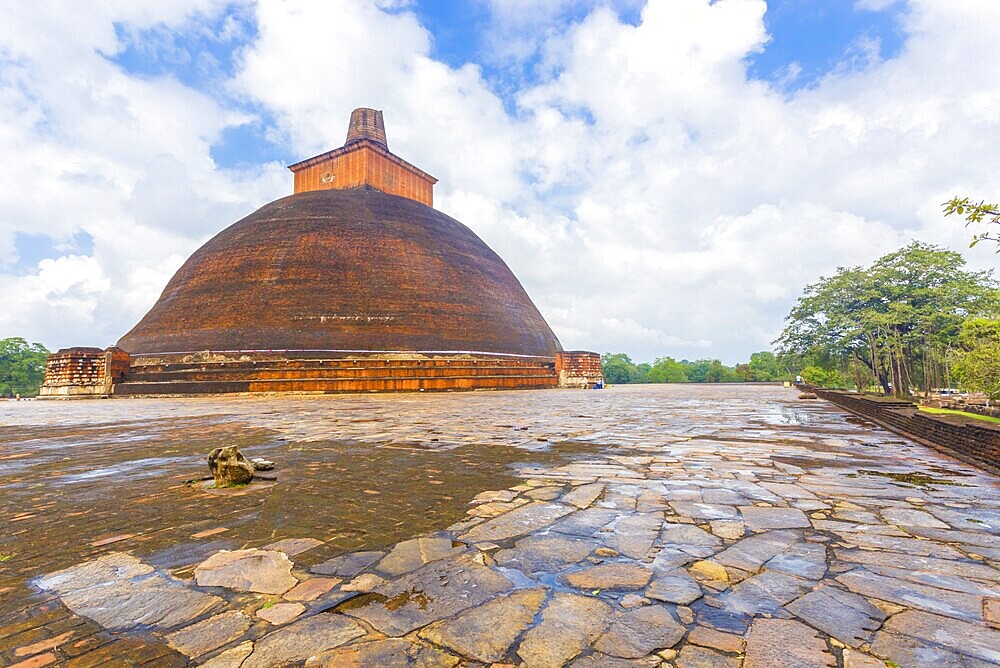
[117,187,563,357]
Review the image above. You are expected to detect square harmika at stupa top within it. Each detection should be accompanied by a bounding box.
[287,108,438,207]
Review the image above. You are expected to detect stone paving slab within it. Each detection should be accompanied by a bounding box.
[3,385,1000,666]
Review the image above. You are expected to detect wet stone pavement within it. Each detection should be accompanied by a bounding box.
[0,385,998,667]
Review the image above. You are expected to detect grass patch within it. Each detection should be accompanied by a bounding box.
[919,406,1000,424]
[0,553,14,562]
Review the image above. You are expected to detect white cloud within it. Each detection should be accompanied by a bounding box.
[2,0,999,365]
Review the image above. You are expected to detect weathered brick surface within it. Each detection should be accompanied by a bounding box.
[291,143,435,207]
[113,353,560,395]
[288,108,436,206]
[117,188,563,359]
[808,387,1000,473]
[39,347,131,399]
[555,351,604,388]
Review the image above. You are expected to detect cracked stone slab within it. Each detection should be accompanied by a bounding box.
[376,536,465,576]
[495,534,598,573]
[688,626,745,654]
[199,641,254,668]
[36,552,223,631]
[881,507,950,529]
[739,506,811,531]
[602,513,663,559]
[646,570,703,604]
[837,569,985,622]
[879,609,1000,663]
[870,629,997,668]
[306,638,459,667]
[670,502,740,520]
[744,618,836,668]
[660,523,722,549]
[517,592,613,668]
[283,576,340,601]
[563,483,606,508]
[570,653,661,667]
[418,587,547,663]
[721,570,812,616]
[459,502,575,543]
[311,550,383,577]
[264,537,324,556]
[344,554,513,636]
[786,585,887,647]
[833,548,1000,581]
[764,541,828,580]
[562,562,655,591]
[194,548,298,595]
[713,529,801,572]
[674,645,741,668]
[550,508,620,537]
[257,602,305,625]
[165,610,252,659]
[241,614,366,668]
[594,604,685,658]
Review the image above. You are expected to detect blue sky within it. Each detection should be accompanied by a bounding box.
[15,0,908,278]
[2,0,996,362]
[98,0,909,175]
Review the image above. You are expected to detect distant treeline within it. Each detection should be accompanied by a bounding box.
[601,351,789,384]
[0,337,50,397]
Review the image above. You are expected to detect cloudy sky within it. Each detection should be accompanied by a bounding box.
[1,0,998,363]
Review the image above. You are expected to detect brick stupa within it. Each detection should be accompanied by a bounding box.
[40,109,602,397]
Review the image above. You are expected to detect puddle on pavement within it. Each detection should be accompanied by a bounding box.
[849,469,975,488]
[0,415,598,605]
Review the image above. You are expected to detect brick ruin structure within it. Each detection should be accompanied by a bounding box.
[40,108,602,397]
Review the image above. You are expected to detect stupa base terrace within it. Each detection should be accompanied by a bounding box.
[38,348,603,398]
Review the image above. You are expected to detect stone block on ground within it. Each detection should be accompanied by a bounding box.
[376,536,464,576]
[256,602,305,625]
[562,562,655,591]
[36,552,223,631]
[459,502,575,543]
[344,554,513,636]
[738,506,811,531]
[263,537,323,556]
[418,588,547,663]
[305,638,459,668]
[208,445,254,488]
[194,548,298,595]
[646,570,703,605]
[744,618,835,668]
[593,604,685,658]
[240,614,366,668]
[786,585,886,647]
[165,610,252,659]
[494,534,598,573]
[516,592,613,668]
[311,551,383,577]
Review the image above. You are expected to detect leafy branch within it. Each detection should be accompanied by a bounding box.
[943,197,1000,252]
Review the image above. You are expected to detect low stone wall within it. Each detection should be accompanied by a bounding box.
[39,347,131,399]
[113,352,561,395]
[555,351,604,389]
[806,387,1000,474]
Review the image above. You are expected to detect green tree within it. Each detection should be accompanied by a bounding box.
[951,318,1000,399]
[748,351,786,381]
[0,338,50,397]
[647,356,688,383]
[800,365,843,388]
[776,242,998,396]
[943,197,1000,252]
[601,353,648,384]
